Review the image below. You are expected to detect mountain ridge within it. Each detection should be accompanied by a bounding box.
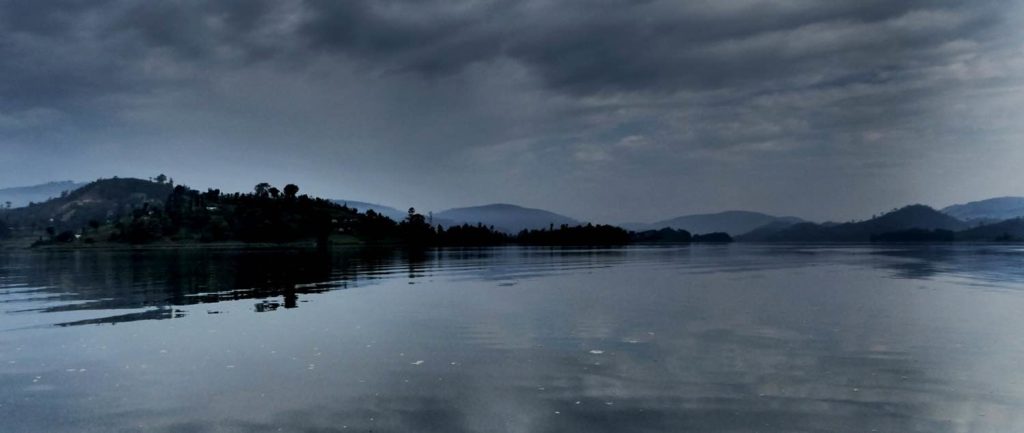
[331,199,407,222]
[941,196,1024,224]
[626,210,804,236]
[0,181,85,208]
[434,203,579,233]
[739,205,968,242]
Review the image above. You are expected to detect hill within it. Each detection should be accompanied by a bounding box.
[0,181,85,208]
[956,218,1024,242]
[331,199,406,222]
[740,205,967,242]
[942,197,1024,224]
[3,179,624,247]
[434,203,579,233]
[3,178,173,233]
[639,211,803,236]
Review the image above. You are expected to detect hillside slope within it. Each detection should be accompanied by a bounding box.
[435,204,579,233]
[331,199,407,222]
[0,181,85,208]
[957,218,1024,241]
[740,205,967,242]
[4,178,173,233]
[643,211,803,236]
[942,197,1024,224]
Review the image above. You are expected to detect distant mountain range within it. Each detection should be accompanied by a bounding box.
[434,203,579,233]
[738,205,969,242]
[11,177,1024,243]
[0,181,85,208]
[941,197,1024,224]
[622,211,803,236]
[329,201,580,233]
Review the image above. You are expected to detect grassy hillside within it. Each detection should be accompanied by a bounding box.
[2,178,172,235]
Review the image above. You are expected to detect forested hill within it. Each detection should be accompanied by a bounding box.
[7,177,1024,247]
[2,178,172,234]
[738,205,969,242]
[0,178,637,247]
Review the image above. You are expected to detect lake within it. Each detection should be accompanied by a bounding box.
[2,245,1024,432]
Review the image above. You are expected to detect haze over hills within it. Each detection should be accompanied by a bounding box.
[434,204,579,233]
[941,197,1024,225]
[738,205,969,242]
[957,218,1024,242]
[624,211,804,236]
[331,199,407,222]
[0,181,85,208]
[9,177,1024,243]
[2,178,172,233]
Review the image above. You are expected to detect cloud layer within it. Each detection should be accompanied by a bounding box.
[1,0,1023,221]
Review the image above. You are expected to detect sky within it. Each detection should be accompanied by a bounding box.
[1,0,1023,223]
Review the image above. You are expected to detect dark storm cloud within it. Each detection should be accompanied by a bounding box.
[0,0,1006,105]
[297,0,1004,94]
[0,0,1022,221]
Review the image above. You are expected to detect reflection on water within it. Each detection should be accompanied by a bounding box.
[2,245,1024,432]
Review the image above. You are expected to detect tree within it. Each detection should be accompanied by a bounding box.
[268,187,281,199]
[155,174,168,184]
[283,184,299,199]
[254,182,271,198]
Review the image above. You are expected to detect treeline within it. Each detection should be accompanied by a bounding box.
[20,177,733,247]
[112,186,641,246]
[111,183,341,244]
[629,227,734,243]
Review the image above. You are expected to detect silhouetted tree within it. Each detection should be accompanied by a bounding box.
[284,184,299,199]
[254,182,271,198]
[155,174,168,184]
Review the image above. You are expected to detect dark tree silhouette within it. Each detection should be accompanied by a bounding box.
[284,184,299,199]
[691,232,733,243]
[254,183,271,198]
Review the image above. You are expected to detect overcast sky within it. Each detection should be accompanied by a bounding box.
[1,0,1023,222]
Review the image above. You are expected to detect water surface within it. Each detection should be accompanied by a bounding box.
[2,245,1024,432]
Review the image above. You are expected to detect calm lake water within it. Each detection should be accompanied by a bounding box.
[3,245,1024,432]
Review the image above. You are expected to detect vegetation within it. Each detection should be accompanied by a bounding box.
[739,205,967,242]
[517,224,631,246]
[10,176,1024,248]
[8,177,637,248]
[692,232,734,243]
[631,228,692,243]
